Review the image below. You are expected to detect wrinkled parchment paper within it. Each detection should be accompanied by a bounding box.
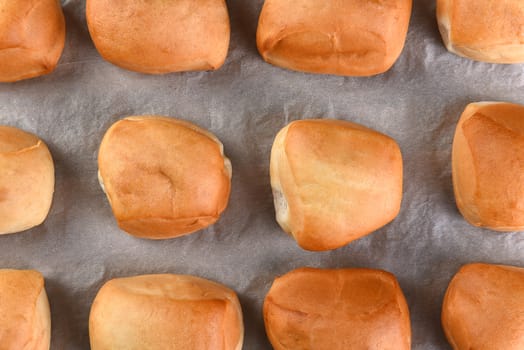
[1,1,524,348]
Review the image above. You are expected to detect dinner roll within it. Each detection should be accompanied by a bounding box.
[0,269,51,350]
[0,0,65,82]
[437,0,524,63]
[264,267,411,350]
[98,116,231,239]
[270,119,403,251]
[442,263,524,349]
[89,274,243,350]
[86,0,230,74]
[256,0,412,76]
[0,126,54,235]
[452,102,524,230]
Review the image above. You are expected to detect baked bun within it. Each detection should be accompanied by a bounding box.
[442,263,524,349]
[0,126,54,235]
[270,119,403,251]
[98,116,232,239]
[452,102,524,230]
[264,267,411,350]
[437,0,524,63]
[0,269,51,350]
[89,274,243,350]
[256,0,412,76]
[86,0,230,74]
[0,0,65,82]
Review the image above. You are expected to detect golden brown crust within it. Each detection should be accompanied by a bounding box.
[442,263,524,349]
[256,0,412,76]
[437,0,524,63]
[270,119,403,251]
[452,102,524,230]
[89,274,243,350]
[0,125,54,235]
[0,269,51,350]
[0,0,65,82]
[86,0,230,74]
[98,116,231,239]
[264,267,411,350]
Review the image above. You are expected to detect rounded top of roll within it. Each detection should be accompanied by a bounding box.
[0,269,50,350]
[452,101,524,230]
[264,267,411,350]
[98,116,232,239]
[270,119,403,251]
[437,0,524,63]
[0,0,65,82]
[86,0,230,74]
[442,263,524,349]
[90,274,244,350]
[257,0,412,76]
[0,125,54,235]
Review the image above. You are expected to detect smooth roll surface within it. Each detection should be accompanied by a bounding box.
[98,116,232,239]
[87,0,230,74]
[437,0,524,63]
[0,125,54,235]
[442,263,524,349]
[264,267,411,350]
[270,119,403,251]
[0,269,51,350]
[257,0,412,76]
[452,102,524,230]
[0,0,65,82]
[89,274,244,350]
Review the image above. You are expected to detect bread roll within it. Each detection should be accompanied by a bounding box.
[0,126,54,235]
[0,0,65,82]
[98,116,232,239]
[256,0,412,76]
[270,119,403,251]
[264,267,411,350]
[437,0,524,63]
[442,263,524,349]
[0,269,51,350]
[452,102,524,230]
[86,0,230,74]
[89,274,243,350]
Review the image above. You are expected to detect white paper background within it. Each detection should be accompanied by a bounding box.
[1,0,524,349]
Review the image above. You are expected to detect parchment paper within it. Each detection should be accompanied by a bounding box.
[1,1,524,349]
